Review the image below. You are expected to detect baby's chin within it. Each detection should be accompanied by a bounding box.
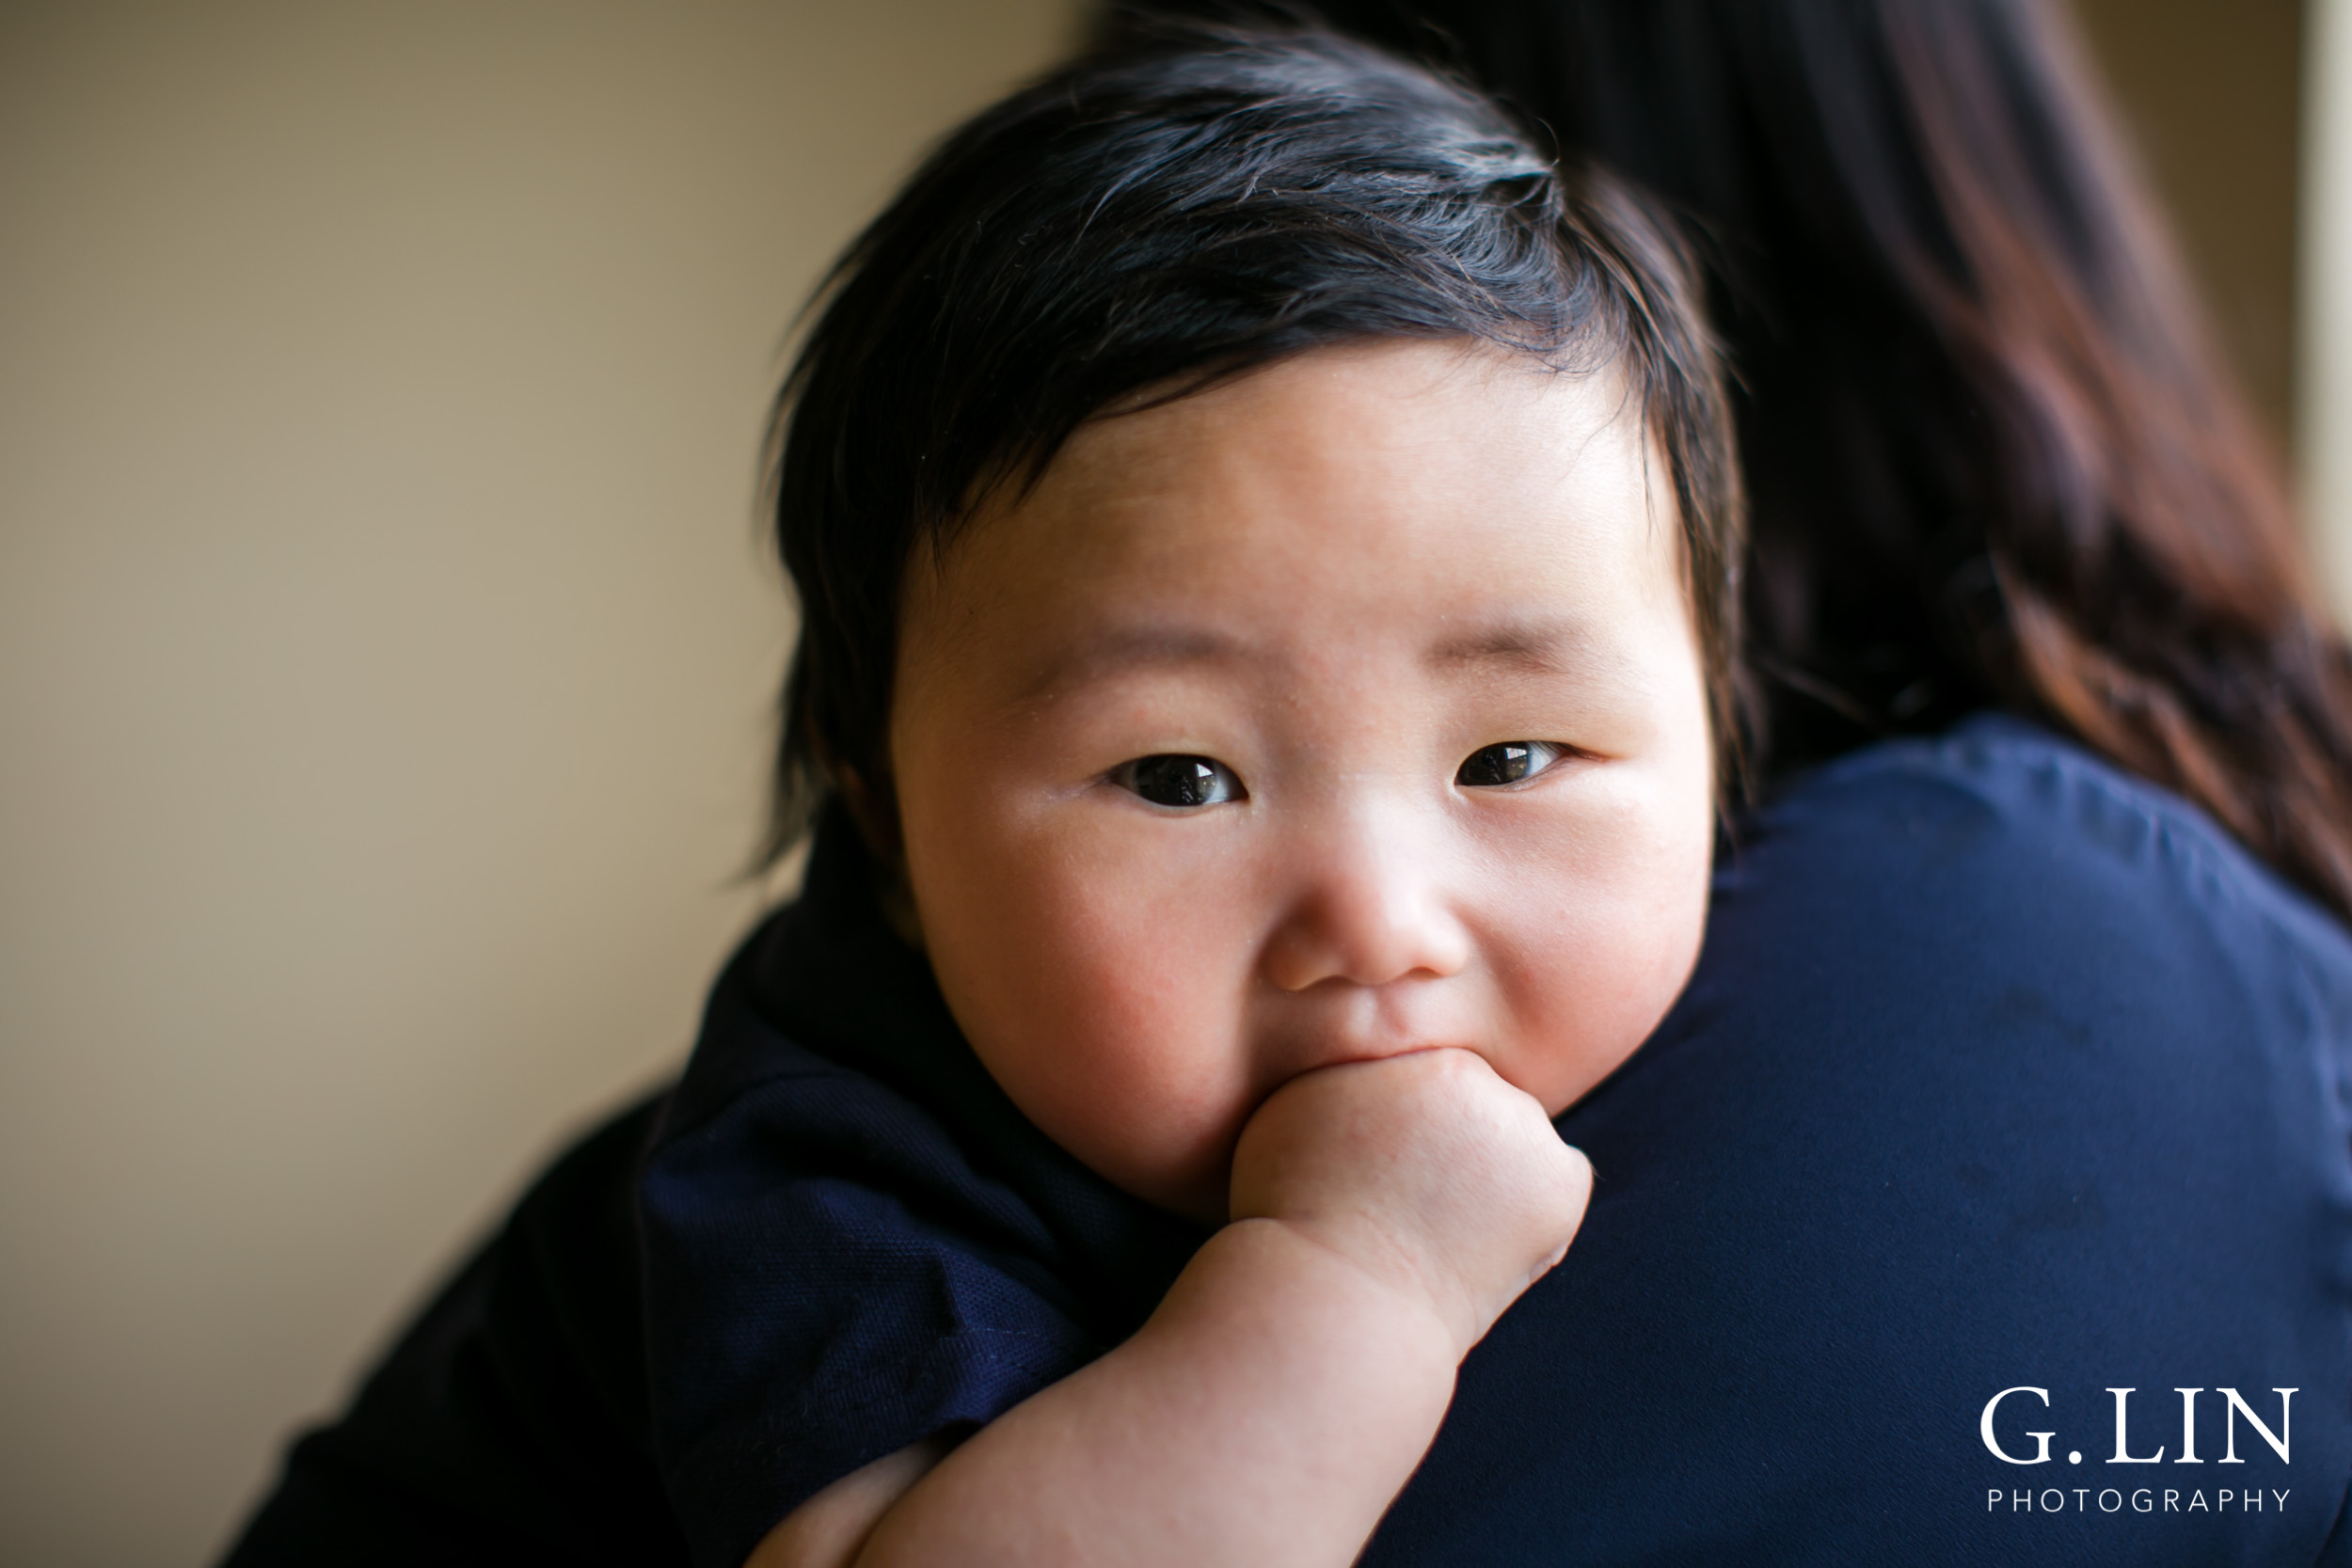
[1102,1125,1248,1227]
[1009,1086,1248,1227]
[1156,1168,1243,1228]
[1528,1038,1653,1120]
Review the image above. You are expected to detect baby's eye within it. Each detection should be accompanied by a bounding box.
[1113,753,1246,809]
[1455,740,1566,788]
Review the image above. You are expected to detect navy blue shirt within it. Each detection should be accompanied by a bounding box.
[1371,716,2352,1563]
[639,801,1206,1568]
[223,717,2352,1566]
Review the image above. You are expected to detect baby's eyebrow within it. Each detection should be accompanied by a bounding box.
[1425,617,1594,675]
[1014,624,1250,702]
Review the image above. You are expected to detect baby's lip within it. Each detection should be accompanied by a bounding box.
[1286,1039,1482,1078]
[1352,1040,1474,1062]
[1267,986,1483,1064]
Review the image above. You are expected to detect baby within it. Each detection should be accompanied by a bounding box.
[639,26,1742,1568]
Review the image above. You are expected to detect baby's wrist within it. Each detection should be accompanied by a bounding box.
[1219,1211,1487,1361]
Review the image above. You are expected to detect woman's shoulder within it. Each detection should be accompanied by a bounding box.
[1370,712,2352,1567]
[1684,712,2352,1187]
[1735,711,2352,1026]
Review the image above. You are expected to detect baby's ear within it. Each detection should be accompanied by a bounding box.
[803,699,898,863]
[832,760,904,864]
[834,762,927,951]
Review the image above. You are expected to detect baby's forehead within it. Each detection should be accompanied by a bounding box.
[907,340,1690,696]
[971,341,1672,589]
[1057,339,1643,483]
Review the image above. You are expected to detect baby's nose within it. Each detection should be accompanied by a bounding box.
[1259,831,1472,991]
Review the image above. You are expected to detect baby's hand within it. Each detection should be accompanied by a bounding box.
[1227,1048,1593,1358]
[776,1051,1588,1568]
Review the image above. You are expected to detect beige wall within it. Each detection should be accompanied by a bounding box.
[0,3,1076,1562]
[2303,0,2352,617]
[2067,0,2352,618]
[2074,0,2304,448]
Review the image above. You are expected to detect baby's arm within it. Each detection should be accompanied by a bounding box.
[748,1046,1593,1568]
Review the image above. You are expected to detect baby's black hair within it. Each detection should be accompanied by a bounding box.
[760,24,1746,861]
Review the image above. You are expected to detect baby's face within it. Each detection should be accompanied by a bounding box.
[890,340,1714,1220]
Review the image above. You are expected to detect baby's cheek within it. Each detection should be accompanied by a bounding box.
[1491,831,1711,1117]
[969,901,1262,1212]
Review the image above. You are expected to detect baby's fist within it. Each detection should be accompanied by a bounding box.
[1227,1048,1593,1357]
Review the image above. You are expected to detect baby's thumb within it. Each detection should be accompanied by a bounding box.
[1534,1142,1595,1271]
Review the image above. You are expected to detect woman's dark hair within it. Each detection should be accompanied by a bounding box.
[759,25,1743,861]
[1106,0,2352,917]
